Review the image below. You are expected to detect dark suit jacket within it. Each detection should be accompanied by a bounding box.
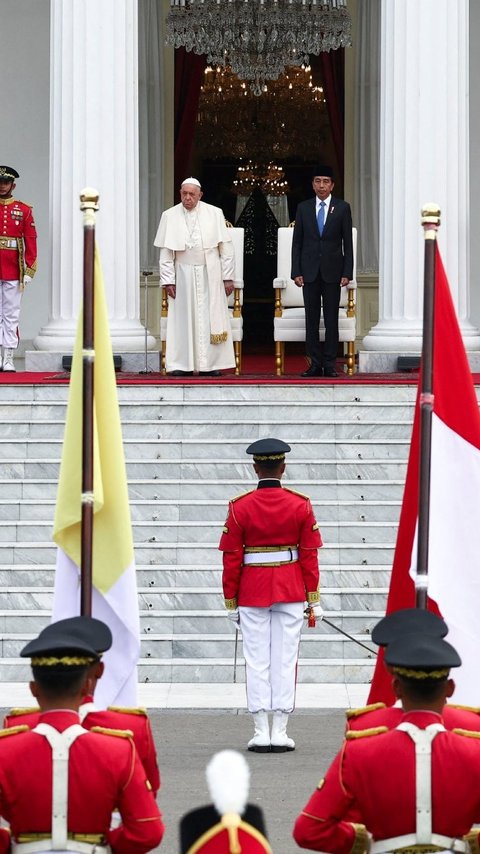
[291,196,353,283]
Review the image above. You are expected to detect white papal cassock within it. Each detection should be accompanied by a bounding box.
[154,201,236,373]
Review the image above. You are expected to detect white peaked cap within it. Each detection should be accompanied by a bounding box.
[181,177,202,188]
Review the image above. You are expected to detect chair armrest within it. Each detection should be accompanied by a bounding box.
[346,280,357,290]
[273,277,289,290]
[233,279,244,290]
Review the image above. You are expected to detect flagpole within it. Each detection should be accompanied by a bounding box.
[79,188,99,617]
[416,203,441,608]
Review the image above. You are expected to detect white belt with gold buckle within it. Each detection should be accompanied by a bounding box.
[244,549,299,565]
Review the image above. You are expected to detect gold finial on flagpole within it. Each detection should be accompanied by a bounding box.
[80,188,100,227]
[421,203,441,240]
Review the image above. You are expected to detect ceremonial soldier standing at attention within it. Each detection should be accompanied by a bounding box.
[4,616,161,795]
[0,623,164,853]
[0,165,37,372]
[219,438,322,753]
[293,634,480,853]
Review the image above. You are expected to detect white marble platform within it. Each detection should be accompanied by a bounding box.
[359,349,480,373]
[0,681,371,710]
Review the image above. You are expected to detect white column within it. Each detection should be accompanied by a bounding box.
[362,0,480,357]
[34,0,154,351]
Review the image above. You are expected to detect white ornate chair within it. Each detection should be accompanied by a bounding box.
[160,225,244,375]
[273,226,358,376]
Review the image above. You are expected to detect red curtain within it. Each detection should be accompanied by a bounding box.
[174,47,206,193]
[319,48,345,186]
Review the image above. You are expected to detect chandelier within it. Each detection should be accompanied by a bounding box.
[166,0,352,95]
[195,64,329,161]
[232,162,289,197]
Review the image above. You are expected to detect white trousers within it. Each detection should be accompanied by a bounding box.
[239,601,304,714]
[0,279,21,348]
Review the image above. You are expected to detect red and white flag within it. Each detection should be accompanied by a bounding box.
[368,245,480,706]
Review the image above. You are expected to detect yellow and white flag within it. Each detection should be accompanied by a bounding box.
[52,248,140,707]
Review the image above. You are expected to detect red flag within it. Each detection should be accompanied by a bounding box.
[368,245,480,705]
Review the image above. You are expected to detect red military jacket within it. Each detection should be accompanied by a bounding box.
[293,710,480,853]
[346,700,480,733]
[219,482,321,608]
[0,197,37,281]
[0,710,164,854]
[4,697,161,795]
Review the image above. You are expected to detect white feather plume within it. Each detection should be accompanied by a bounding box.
[205,750,250,816]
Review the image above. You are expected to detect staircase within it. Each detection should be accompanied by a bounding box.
[0,381,418,685]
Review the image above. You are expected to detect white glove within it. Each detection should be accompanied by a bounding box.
[306,602,324,621]
[227,608,240,625]
[23,275,32,285]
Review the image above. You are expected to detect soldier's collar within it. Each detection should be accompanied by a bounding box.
[257,479,282,489]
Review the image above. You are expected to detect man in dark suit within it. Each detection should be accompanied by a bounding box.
[291,166,353,378]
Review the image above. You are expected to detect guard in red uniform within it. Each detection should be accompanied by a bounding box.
[4,616,160,795]
[0,624,164,854]
[219,438,322,753]
[293,634,480,853]
[0,165,37,372]
[180,750,271,853]
[346,609,480,736]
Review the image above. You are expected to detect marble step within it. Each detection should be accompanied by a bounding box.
[1,498,402,523]
[0,438,411,461]
[0,384,419,402]
[0,657,376,684]
[0,400,416,423]
[0,542,397,565]
[0,478,407,501]
[0,460,408,480]
[0,519,399,544]
[0,587,389,612]
[1,632,377,660]
[0,564,393,587]
[0,610,385,635]
[1,419,415,441]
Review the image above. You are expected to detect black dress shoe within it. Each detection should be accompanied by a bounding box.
[169,370,193,376]
[301,364,323,377]
[323,368,338,378]
[199,370,221,376]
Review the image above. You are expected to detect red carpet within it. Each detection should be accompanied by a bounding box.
[0,354,415,385]
[1,354,476,385]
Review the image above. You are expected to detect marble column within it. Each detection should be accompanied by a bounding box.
[361,0,480,365]
[34,0,154,351]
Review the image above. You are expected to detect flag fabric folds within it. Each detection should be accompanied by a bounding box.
[52,248,140,707]
[368,245,480,706]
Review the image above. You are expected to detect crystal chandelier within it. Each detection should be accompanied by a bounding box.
[195,64,329,161]
[166,0,352,95]
[232,161,289,196]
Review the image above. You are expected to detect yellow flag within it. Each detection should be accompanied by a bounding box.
[52,248,140,705]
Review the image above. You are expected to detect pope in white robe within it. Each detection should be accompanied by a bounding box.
[154,178,236,374]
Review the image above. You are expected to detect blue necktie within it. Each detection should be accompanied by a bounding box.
[317,200,326,236]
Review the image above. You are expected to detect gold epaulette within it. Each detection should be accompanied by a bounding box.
[229,490,254,503]
[107,706,147,717]
[345,726,388,740]
[282,486,309,499]
[345,702,386,720]
[0,725,30,738]
[449,703,480,714]
[452,728,480,739]
[6,706,40,717]
[90,725,134,738]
